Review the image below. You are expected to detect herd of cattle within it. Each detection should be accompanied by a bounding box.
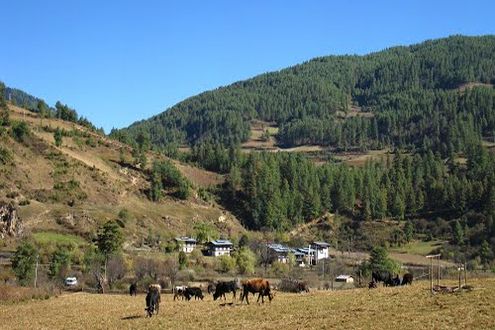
[369,271,414,288]
[141,278,273,317]
[139,273,413,317]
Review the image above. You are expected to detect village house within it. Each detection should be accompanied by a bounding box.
[207,239,233,257]
[335,275,354,283]
[175,236,197,253]
[311,241,330,261]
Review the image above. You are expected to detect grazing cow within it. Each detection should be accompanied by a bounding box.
[240,278,273,304]
[129,283,137,296]
[173,285,187,301]
[368,280,377,289]
[372,271,392,286]
[184,287,204,301]
[145,285,161,317]
[401,273,413,286]
[213,281,239,301]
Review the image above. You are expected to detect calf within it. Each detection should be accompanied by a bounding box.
[145,285,161,317]
[240,278,273,304]
[213,281,238,301]
[129,283,137,296]
[184,287,204,301]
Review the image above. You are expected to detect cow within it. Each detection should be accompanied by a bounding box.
[372,271,392,286]
[401,273,413,286]
[213,281,239,301]
[129,283,137,296]
[207,282,216,295]
[368,280,377,289]
[173,285,187,301]
[184,287,204,301]
[240,278,273,304]
[295,281,310,293]
[384,274,401,287]
[145,285,161,317]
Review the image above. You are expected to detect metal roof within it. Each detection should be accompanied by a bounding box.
[175,236,197,243]
[209,239,233,246]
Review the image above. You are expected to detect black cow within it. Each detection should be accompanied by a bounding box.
[401,273,413,285]
[385,274,401,287]
[184,287,204,300]
[145,287,161,317]
[129,283,137,296]
[372,271,392,286]
[213,281,238,301]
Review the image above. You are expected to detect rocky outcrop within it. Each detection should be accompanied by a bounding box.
[0,201,23,238]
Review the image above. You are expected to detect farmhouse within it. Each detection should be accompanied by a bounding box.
[175,236,197,253]
[311,241,330,262]
[207,239,233,257]
[335,275,354,283]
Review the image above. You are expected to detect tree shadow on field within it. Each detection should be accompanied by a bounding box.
[121,315,144,320]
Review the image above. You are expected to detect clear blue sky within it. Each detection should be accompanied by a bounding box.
[1,0,494,132]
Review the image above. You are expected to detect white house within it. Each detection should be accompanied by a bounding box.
[175,236,197,254]
[335,275,354,283]
[207,239,233,257]
[311,241,330,262]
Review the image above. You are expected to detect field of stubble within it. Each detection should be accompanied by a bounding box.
[0,279,494,330]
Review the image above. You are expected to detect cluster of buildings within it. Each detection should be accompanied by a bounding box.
[266,241,330,267]
[174,236,331,268]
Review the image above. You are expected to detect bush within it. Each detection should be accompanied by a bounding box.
[235,248,256,274]
[11,121,29,142]
[216,255,236,273]
[0,146,11,165]
[11,241,38,286]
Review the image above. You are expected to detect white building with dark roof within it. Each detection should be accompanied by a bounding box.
[311,241,330,261]
[175,236,197,253]
[207,239,233,257]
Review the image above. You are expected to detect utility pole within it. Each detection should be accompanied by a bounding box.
[34,254,39,288]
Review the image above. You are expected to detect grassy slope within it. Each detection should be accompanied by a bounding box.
[0,278,493,329]
[1,105,243,246]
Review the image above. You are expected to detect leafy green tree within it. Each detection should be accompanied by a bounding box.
[11,241,38,286]
[48,247,71,279]
[96,221,124,279]
[178,251,188,270]
[235,247,256,274]
[193,222,218,243]
[360,246,400,276]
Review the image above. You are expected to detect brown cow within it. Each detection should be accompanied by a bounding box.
[240,278,273,304]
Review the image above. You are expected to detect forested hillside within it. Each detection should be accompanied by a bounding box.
[117,35,495,159]
[112,35,495,266]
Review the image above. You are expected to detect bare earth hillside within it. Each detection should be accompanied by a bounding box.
[1,104,243,245]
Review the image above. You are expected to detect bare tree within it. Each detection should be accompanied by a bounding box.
[107,255,126,289]
[163,257,179,287]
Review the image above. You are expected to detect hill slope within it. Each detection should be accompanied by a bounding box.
[0,104,242,246]
[118,35,495,157]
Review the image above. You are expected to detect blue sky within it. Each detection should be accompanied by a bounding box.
[1,0,494,132]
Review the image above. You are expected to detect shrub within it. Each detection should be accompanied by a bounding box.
[11,121,29,142]
[216,255,236,273]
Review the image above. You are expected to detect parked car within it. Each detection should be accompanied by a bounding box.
[64,277,78,286]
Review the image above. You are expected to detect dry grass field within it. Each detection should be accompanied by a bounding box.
[1,278,494,329]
